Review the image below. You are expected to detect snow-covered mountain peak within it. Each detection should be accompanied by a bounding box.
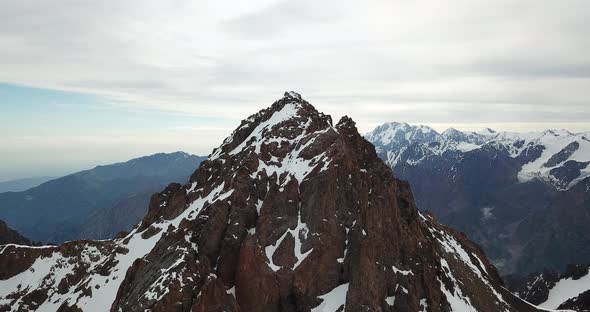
[478,127,497,135]
[475,128,499,139]
[543,129,574,137]
[210,91,333,161]
[364,121,439,147]
[417,124,436,133]
[440,128,467,142]
[367,121,590,190]
[441,127,460,136]
[284,90,303,100]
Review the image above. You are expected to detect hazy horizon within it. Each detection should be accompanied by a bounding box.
[2,113,588,182]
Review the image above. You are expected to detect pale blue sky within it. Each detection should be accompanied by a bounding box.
[1,0,589,181]
[0,83,237,180]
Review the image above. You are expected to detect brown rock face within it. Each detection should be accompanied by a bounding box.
[0,92,541,311]
[140,182,188,231]
[235,235,280,312]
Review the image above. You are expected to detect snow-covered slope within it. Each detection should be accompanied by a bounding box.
[366,122,590,191]
[540,272,590,310]
[518,264,590,311]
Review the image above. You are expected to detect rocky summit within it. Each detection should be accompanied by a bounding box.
[0,92,540,311]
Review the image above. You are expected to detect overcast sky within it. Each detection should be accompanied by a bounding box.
[1,0,589,180]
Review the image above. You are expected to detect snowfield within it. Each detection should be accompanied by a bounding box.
[538,269,590,309]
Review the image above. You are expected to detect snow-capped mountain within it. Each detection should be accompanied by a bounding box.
[0,93,541,311]
[366,122,590,275]
[515,263,590,310]
[366,122,590,191]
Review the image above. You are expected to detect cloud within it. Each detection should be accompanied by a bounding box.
[0,0,590,119]
[0,0,589,134]
[223,0,341,38]
[481,207,494,222]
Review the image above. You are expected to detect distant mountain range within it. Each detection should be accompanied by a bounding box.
[0,176,56,193]
[0,152,205,243]
[366,122,590,275]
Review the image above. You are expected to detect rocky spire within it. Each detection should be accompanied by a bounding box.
[0,92,542,312]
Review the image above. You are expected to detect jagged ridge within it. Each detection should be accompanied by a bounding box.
[366,121,590,190]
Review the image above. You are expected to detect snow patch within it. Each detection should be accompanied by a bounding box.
[385,295,395,306]
[391,265,413,276]
[438,259,477,312]
[456,142,480,152]
[264,210,312,271]
[419,298,428,312]
[311,283,349,312]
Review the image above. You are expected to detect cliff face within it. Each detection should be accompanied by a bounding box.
[0,220,32,246]
[0,92,539,311]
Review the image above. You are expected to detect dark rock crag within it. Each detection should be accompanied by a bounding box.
[0,92,541,311]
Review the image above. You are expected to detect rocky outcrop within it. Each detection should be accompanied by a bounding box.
[0,219,32,246]
[0,92,541,311]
